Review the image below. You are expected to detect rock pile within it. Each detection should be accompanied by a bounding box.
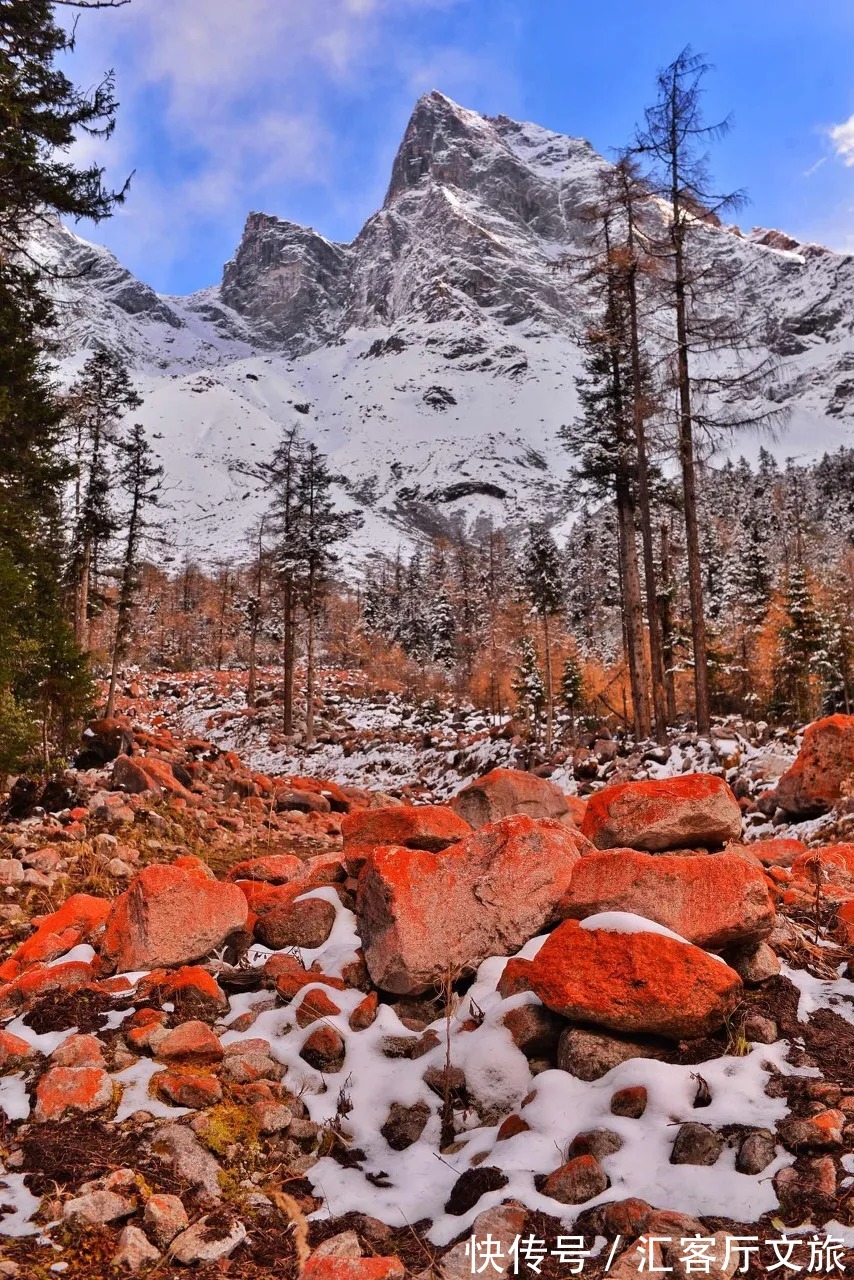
[0,712,851,1277]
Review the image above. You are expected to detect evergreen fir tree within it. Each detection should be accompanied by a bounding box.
[104,423,163,718]
[430,585,456,668]
[398,552,430,659]
[560,652,584,736]
[774,565,826,723]
[512,636,545,741]
[518,523,564,752]
[0,0,128,765]
[281,443,363,745]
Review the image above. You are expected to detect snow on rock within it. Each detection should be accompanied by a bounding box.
[32,91,854,562]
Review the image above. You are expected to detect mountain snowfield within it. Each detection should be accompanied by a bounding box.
[40,90,854,563]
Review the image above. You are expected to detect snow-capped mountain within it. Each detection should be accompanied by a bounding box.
[41,91,854,563]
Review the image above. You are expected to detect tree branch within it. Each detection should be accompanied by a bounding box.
[54,2,131,8]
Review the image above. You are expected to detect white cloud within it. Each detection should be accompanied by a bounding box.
[829,114,854,166]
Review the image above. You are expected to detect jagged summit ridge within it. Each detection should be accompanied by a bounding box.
[218,91,610,350]
[32,92,854,560]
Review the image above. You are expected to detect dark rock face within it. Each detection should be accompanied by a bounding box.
[220,213,351,353]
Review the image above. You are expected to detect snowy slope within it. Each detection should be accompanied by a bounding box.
[40,91,854,561]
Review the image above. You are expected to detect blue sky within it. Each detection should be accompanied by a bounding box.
[68,0,854,296]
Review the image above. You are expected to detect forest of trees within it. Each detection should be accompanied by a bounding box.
[81,444,854,744]
[1,4,852,774]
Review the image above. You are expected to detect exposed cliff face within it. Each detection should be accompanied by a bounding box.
[33,91,854,559]
[220,213,351,352]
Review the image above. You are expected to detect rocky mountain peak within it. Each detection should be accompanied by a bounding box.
[383,90,498,205]
[220,211,351,352]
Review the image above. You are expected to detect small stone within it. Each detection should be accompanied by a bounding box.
[423,1064,466,1099]
[727,941,781,984]
[296,988,342,1027]
[557,1026,668,1081]
[567,1128,623,1161]
[774,1156,837,1211]
[113,1224,160,1272]
[0,1029,37,1072]
[499,1003,564,1058]
[107,858,136,879]
[380,1100,431,1151]
[0,861,24,887]
[143,1193,188,1247]
[349,992,378,1031]
[300,1025,346,1072]
[778,1109,845,1151]
[542,1154,608,1204]
[156,1021,223,1064]
[381,1031,440,1060]
[610,1086,648,1119]
[741,1012,778,1044]
[62,1189,136,1226]
[496,1114,530,1141]
[289,1116,323,1142]
[50,1034,104,1068]
[153,1068,223,1109]
[314,1231,363,1260]
[251,1101,293,1134]
[440,1206,527,1280]
[169,1215,247,1264]
[670,1122,723,1166]
[149,1123,222,1200]
[255,896,336,950]
[736,1129,777,1175]
[219,1050,284,1085]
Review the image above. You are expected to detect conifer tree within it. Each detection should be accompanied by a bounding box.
[637,48,779,733]
[430,585,456,668]
[774,565,825,723]
[512,636,545,743]
[518,524,564,753]
[561,653,584,737]
[281,443,362,745]
[67,350,142,649]
[268,427,303,735]
[105,423,162,718]
[0,0,129,763]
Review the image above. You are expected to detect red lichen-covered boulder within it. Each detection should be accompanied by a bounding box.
[155,1021,223,1064]
[226,854,305,884]
[499,919,741,1040]
[341,804,470,872]
[100,865,248,973]
[837,899,854,945]
[34,1064,114,1122]
[560,849,775,950]
[449,768,575,829]
[792,844,854,887]
[0,960,98,1015]
[136,966,229,1020]
[0,894,110,983]
[303,1259,404,1280]
[0,1029,37,1071]
[357,815,591,995]
[751,837,807,868]
[773,715,854,817]
[112,754,193,799]
[581,775,741,852]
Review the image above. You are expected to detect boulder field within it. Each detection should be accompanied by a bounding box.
[0,717,852,1277]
